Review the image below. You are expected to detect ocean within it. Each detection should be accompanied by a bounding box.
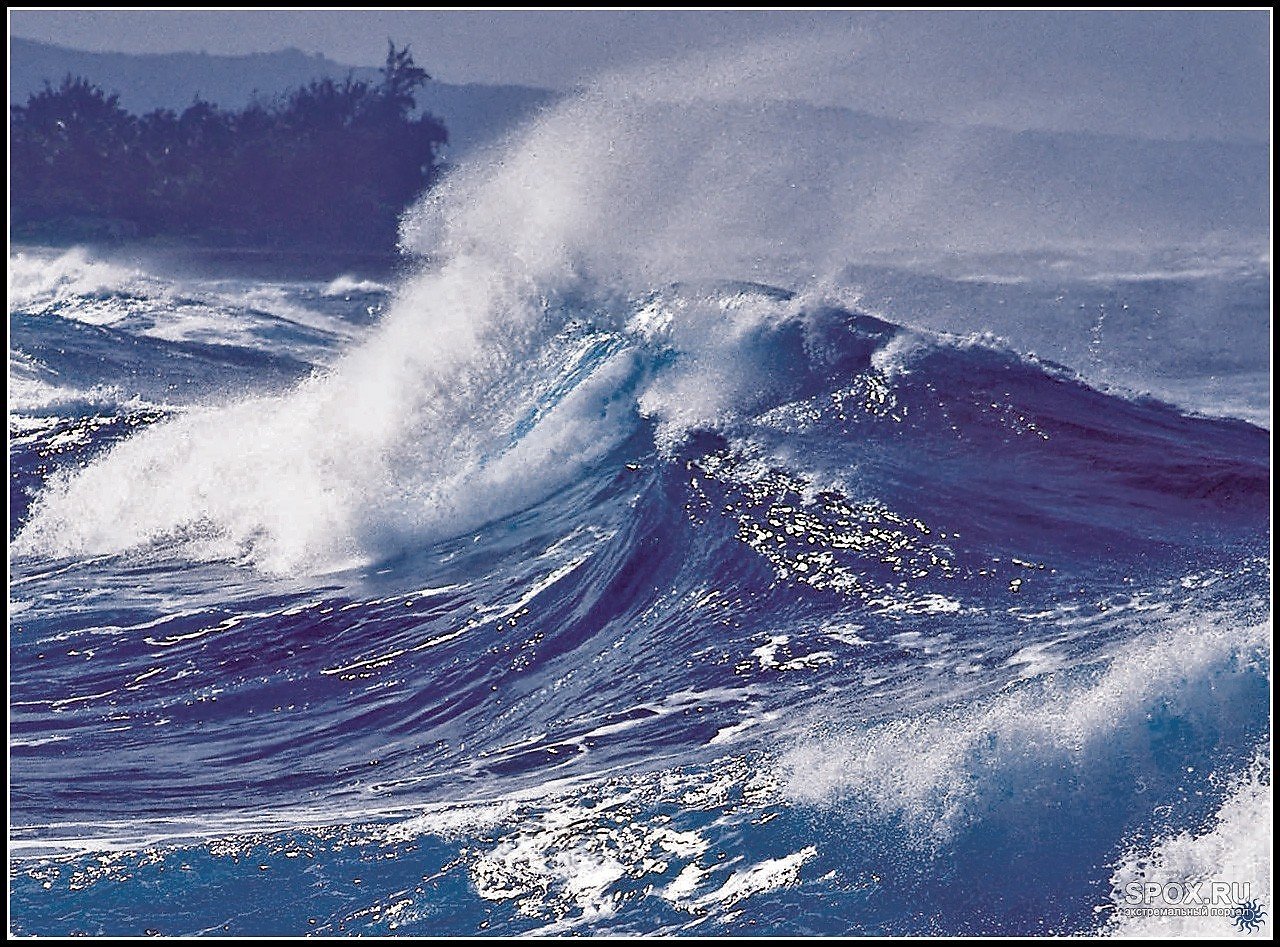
[7,85,1272,939]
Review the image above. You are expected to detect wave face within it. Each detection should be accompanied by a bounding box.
[8,69,1271,938]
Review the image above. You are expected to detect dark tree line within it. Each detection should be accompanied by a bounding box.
[10,43,447,250]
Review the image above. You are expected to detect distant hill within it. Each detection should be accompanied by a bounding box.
[9,37,558,158]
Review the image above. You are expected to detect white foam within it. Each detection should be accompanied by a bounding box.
[12,237,651,573]
[7,374,164,418]
[693,846,816,908]
[8,247,144,313]
[322,275,392,297]
[1104,757,1272,937]
[10,247,357,360]
[781,611,1269,843]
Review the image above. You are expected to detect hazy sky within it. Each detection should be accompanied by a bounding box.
[8,9,1271,140]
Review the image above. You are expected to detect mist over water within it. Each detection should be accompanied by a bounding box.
[9,26,1271,938]
[409,43,1267,282]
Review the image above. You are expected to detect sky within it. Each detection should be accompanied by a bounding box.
[8,9,1272,141]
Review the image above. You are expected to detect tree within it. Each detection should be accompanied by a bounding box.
[10,45,449,250]
[378,40,430,117]
[11,76,141,222]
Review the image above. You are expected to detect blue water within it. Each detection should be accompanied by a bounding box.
[8,243,1271,936]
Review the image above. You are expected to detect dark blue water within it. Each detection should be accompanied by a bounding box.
[9,245,1271,936]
